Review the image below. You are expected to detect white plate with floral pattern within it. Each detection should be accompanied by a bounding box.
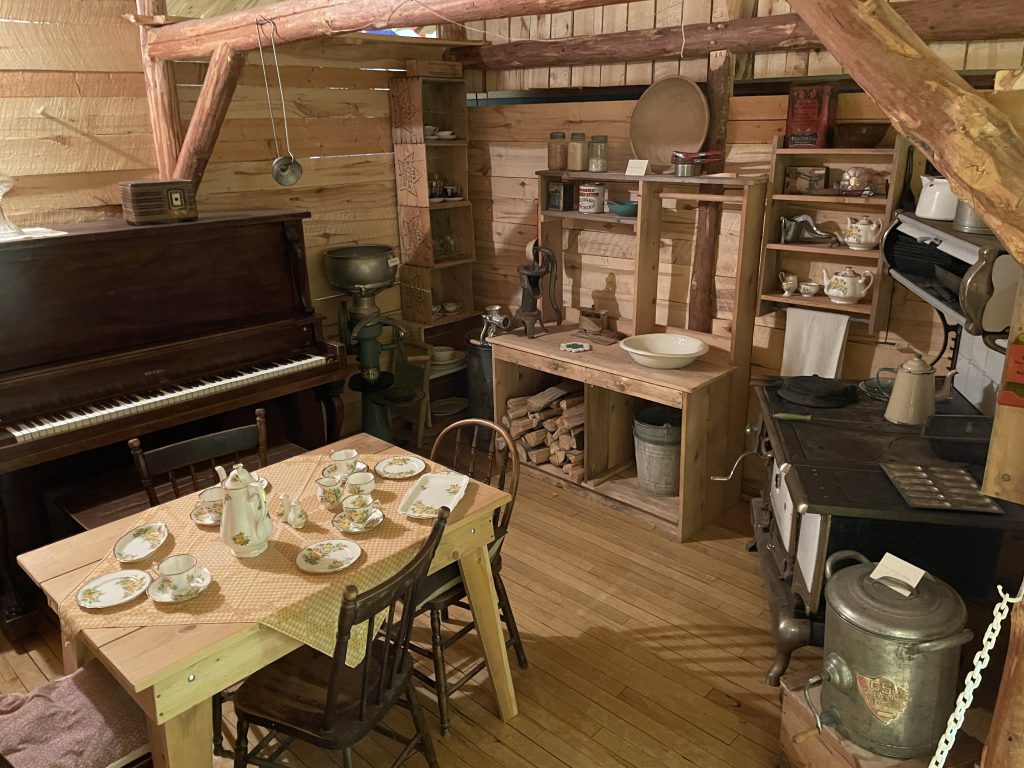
[374,455,427,480]
[76,570,151,609]
[112,522,169,563]
[397,472,469,519]
[296,540,362,574]
[147,567,212,604]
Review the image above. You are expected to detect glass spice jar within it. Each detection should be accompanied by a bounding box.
[547,131,568,170]
[567,132,588,172]
[588,134,608,173]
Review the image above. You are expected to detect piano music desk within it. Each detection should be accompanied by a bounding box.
[18,433,517,768]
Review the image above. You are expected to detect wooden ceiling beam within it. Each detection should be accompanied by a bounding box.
[449,0,1023,69]
[145,0,617,61]
[136,0,183,179]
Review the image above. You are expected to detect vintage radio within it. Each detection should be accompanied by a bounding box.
[119,180,198,225]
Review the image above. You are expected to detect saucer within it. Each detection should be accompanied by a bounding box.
[445,196,464,202]
[332,506,385,534]
[296,540,362,574]
[429,196,445,202]
[190,504,221,527]
[374,455,427,479]
[148,567,212,603]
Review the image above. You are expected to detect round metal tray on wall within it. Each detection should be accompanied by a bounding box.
[629,76,709,172]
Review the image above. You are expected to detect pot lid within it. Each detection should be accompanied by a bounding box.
[836,265,862,277]
[900,353,934,375]
[778,375,858,408]
[826,562,966,641]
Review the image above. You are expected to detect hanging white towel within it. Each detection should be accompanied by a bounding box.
[779,308,851,377]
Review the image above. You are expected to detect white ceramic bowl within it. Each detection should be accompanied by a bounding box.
[432,345,455,362]
[619,333,709,369]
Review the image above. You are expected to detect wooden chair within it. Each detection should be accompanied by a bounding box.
[411,417,527,736]
[0,660,149,768]
[230,510,450,768]
[128,408,268,507]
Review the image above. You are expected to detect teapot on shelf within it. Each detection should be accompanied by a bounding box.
[843,215,882,251]
[219,463,272,558]
[822,266,874,305]
[878,353,957,425]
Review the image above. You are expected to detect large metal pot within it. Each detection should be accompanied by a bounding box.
[322,244,398,297]
[952,199,992,235]
[819,551,972,758]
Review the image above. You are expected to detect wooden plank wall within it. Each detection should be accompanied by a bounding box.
[452,0,1024,92]
[468,94,960,379]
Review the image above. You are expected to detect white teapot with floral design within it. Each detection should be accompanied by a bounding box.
[843,215,883,250]
[822,266,874,305]
[219,463,272,558]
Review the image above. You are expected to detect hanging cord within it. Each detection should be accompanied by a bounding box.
[928,576,1024,768]
[255,17,295,161]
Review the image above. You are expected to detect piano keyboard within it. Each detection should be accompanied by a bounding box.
[4,353,327,444]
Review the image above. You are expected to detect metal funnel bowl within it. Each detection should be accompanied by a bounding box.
[323,244,397,297]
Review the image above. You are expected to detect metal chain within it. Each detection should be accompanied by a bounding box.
[254,17,294,160]
[929,580,1024,768]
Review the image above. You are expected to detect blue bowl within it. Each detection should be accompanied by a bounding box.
[607,200,638,217]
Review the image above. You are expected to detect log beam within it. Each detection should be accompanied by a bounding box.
[173,44,246,187]
[136,0,183,178]
[449,0,1024,70]
[146,0,615,61]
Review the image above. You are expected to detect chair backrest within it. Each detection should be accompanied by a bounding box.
[128,408,268,507]
[430,418,520,533]
[324,508,449,727]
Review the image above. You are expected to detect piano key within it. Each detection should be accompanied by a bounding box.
[7,354,329,444]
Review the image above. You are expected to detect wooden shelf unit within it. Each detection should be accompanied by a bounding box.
[389,73,477,326]
[517,170,768,536]
[756,135,910,334]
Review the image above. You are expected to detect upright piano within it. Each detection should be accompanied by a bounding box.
[0,210,347,630]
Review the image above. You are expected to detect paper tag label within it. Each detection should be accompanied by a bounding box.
[387,256,400,267]
[625,159,649,176]
[869,553,925,597]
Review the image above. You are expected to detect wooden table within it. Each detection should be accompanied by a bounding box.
[17,433,516,768]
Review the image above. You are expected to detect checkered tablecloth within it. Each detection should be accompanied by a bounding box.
[58,453,445,664]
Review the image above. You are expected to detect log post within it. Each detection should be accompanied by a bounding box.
[449,0,1024,70]
[136,0,183,178]
[173,44,246,188]
[982,602,1024,768]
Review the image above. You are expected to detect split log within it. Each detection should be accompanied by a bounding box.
[529,407,560,427]
[449,0,1023,70]
[566,450,585,466]
[507,405,531,420]
[557,433,574,451]
[514,441,528,465]
[136,0,182,178]
[564,464,585,483]
[146,0,616,60]
[552,449,566,466]
[526,446,550,465]
[509,416,534,439]
[522,429,548,448]
[500,415,511,430]
[559,395,585,412]
[526,382,583,413]
[542,417,560,433]
[786,0,1024,261]
[558,403,585,431]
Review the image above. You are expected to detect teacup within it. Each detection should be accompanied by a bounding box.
[156,553,197,594]
[799,281,822,297]
[196,487,225,521]
[779,271,799,297]
[342,494,381,527]
[443,185,462,198]
[442,301,461,314]
[329,448,359,476]
[432,304,444,317]
[423,125,438,137]
[316,476,345,510]
[346,471,376,496]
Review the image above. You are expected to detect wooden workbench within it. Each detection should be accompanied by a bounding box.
[490,327,737,540]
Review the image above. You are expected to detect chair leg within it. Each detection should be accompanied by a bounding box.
[212,693,225,756]
[407,678,440,768]
[429,607,452,737]
[233,719,249,768]
[495,573,528,669]
[342,747,355,768]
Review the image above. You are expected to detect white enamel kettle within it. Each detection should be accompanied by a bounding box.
[879,354,957,425]
[915,176,957,221]
[219,463,273,558]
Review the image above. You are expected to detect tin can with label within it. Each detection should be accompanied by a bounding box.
[577,182,606,214]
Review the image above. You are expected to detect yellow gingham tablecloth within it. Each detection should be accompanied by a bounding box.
[58,453,444,665]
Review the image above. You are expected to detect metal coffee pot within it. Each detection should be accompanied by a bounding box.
[878,353,956,426]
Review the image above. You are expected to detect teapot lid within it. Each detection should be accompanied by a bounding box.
[836,265,861,277]
[223,463,256,489]
[900,353,934,375]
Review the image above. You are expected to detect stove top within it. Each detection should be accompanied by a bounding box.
[757,379,1024,530]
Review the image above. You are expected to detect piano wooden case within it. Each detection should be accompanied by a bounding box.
[0,211,347,629]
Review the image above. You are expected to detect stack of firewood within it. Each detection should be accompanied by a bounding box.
[500,382,586,483]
